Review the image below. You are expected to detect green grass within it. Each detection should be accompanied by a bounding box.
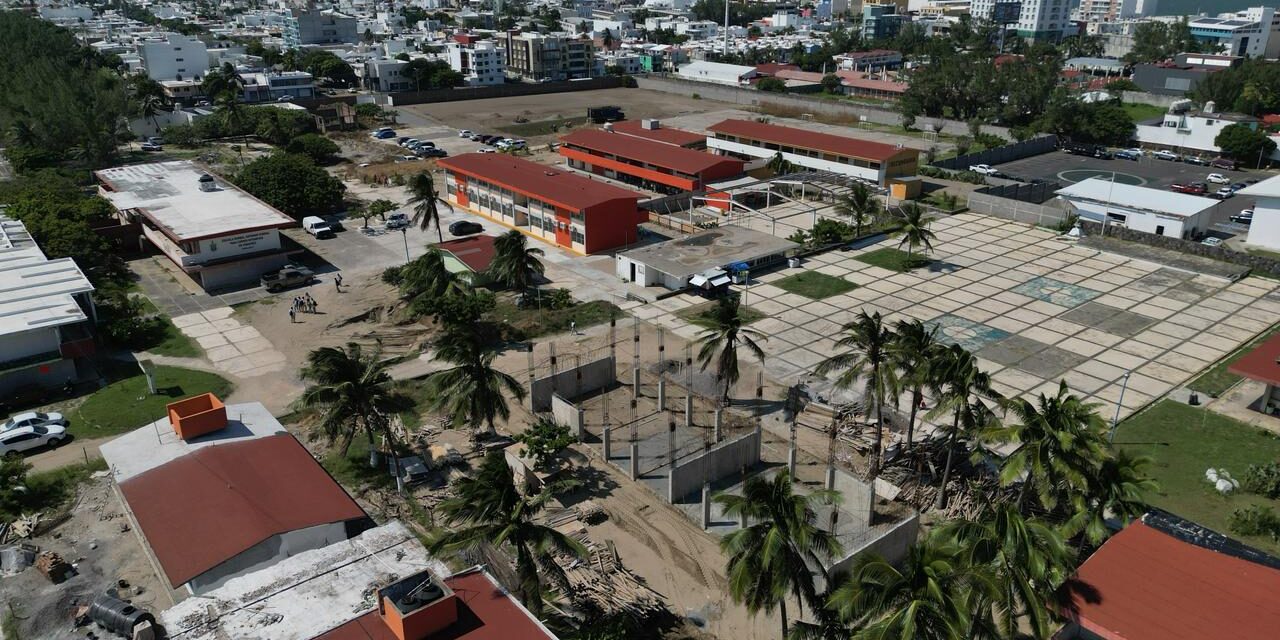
[486,298,623,340]
[133,296,202,358]
[1188,323,1280,397]
[2,457,108,524]
[773,271,858,299]
[677,301,766,328]
[1115,400,1280,555]
[1121,102,1167,123]
[855,247,933,272]
[69,365,233,439]
[497,116,588,137]
[321,436,396,492]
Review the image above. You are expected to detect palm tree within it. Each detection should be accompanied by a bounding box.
[1064,449,1158,546]
[431,452,587,618]
[836,183,880,237]
[215,90,245,135]
[695,294,766,403]
[300,343,410,460]
[828,530,989,639]
[815,310,897,477]
[894,203,936,266]
[399,247,467,301]
[425,325,526,438]
[926,344,1001,510]
[487,229,545,293]
[139,93,168,137]
[942,505,1072,639]
[715,470,843,638]
[888,319,940,454]
[768,151,795,175]
[990,381,1108,513]
[408,172,452,242]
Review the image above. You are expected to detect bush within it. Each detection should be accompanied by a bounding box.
[232,152,345,218]
[286,133,340,164]
[974,132,1006,149]
[162,124,202,148]
[381,265,404,285]
[810,218,856,245]
[98,290,165,348]
[1243,461,1280,498]
[514,417,575,470]
[1229,504,1280,540]
[4,146,62,173]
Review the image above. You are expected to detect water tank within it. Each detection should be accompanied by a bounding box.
[197,174,217,192]
[89,594,155,637]
[1205,100,1217,114]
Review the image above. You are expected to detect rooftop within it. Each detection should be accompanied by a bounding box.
[619,225,799,279]
[560,129,743,176]
[1055,178,1219,218]
[95,161,296,242]
[439,153,641,212]
[117,432,367,587]
[1061,515,1280,640]
[1228,331,1280,386]
[608,120,706,147]
[0,215,94,336]
[707,119,916,162]
[435,234,497,273]
[1239,174,1280,199]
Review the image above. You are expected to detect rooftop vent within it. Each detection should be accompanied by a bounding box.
[378,570,457,640]
[641,118,660,130]
[603,121,614,132]
[167,393,227,440]
[197,174,217,192]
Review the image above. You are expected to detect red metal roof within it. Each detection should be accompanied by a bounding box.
[1228,332,1280,386]
[1062,520,1280,640]
[119,433,367,587]
[706,119,915,162]
[315,569,556,640]
[753,62,800,76]
[560,129,742,176]
[439,153,640,212]
[609,120,706,147]
[435,234,497,273]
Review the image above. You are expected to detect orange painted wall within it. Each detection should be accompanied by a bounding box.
[167,393,227,440]
[380,594,458,640]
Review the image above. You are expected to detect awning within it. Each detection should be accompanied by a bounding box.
[690,269,730,289]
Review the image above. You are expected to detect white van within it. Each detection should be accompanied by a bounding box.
[302,216,333,238]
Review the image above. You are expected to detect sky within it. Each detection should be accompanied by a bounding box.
[1153,0,1256,16]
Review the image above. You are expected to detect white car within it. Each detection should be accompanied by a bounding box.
[1152,150,1180,161]
[968,164,999,175]
[0,423,67,457]
[458,129,474,138]
[2,411,67,432]
[1202,236,1223,247]
[1206,173,1230,184]
[478,147,496,153]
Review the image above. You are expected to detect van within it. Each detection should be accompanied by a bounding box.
[302,216,333,238]
[1210,157,1238,170]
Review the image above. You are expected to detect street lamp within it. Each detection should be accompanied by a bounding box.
[1109,371,1132,444]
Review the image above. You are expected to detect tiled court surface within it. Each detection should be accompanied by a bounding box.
[633,213,1280,421]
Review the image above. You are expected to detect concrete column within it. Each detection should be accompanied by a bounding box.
[603,426,611,460]
[788,444,797,478]
[657,379,666,408]
[629,443,639,481]
[576,407,586,441]
[684,394,694,428]
[667,413,676,467]
[631,368,640,399]
[713,408,723,442]
[826,464,836,491]
[701,482,711,530]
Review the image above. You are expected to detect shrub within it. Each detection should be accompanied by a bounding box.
[286,133,340,164]
[232,152,345,218]
[787,229,809,244]
[514,417,575,470]
[547,288,574,310]
[1243,461,1280,499]
[161,124,201,148]
[1229,504,1280,540]
[810,218,856,245]
[382,265,404,285]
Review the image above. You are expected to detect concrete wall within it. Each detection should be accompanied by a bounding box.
[550,393,583,439]
[966,192,1072,227]
[830,468,875,525]
[668,429,761,501]
[0,327,60,365]
[827,513,920,577]
[1120,90,1182,108]
[386,76,626,107]
[186,521,353,594]
[0,357,76,396]
[530,355,616,411]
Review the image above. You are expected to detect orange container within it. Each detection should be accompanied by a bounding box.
[167,394,227,440]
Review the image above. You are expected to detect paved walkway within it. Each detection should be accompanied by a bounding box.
[171,307,288,378]
[130,257,273,317]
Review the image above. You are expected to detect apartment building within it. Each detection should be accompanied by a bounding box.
[1072,0,1159,22]
[559,128,745,193]
[1189,6,1280,59]
[502,31,594,82]
[139,32,210,82]
[283,8,358,49]
[446,40,505,87]
[362,58,412,92]
[972,0,1074,41]
[240,71,316,102]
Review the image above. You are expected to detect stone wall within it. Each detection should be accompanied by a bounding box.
[1078,220,1280,277]
[387,77,626,107]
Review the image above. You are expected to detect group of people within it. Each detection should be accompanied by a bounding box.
[288,293,318,323]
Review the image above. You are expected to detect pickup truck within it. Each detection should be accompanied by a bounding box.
[261,265,315,292]
[968,164,1000,176]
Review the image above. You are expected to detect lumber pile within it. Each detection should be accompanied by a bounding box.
[542,510,664,618]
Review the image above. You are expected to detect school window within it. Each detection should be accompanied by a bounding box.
[571,227,585,244]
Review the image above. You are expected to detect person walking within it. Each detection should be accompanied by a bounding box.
[288,306,296,323]
[334,273,343,292]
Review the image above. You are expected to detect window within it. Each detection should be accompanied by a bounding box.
[571,227,585,244]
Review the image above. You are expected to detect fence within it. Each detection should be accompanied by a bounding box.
[386,77,626,107]
[966,192,1071,227]
[1078,220,1280,277]
[931,135,1059,171]
[975,181,1062,204]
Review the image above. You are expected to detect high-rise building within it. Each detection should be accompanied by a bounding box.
[1189,6,1280,59]
[1073,0,1159,22]
[282,9,358,49]
[447,40,506,86]
[501,32,594,82]
[862,4,906,41]
[139,33,210,82]
[972,0,1074,41]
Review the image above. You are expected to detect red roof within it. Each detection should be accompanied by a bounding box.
[1062,520,1280,640]
[316,569,556,640]
[120,433,367,587]
[560,129,743,176]
[754,62,800,76]
[1228,332,1280,386]
[609,120,706,147]
[435,234,497,273]
[706,119,916,162]
[439,153,640,212]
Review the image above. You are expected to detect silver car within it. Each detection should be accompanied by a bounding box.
[0,424,68,456]
[2,411,67,432]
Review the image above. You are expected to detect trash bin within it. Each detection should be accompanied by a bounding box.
[788,257,801,268]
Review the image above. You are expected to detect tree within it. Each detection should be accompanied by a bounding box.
[888,319,941,453]
[139,92,168,135]
[286,133,340,164]
[425,322,526,438]
[487,229,545,292]
[715,470,842,638]
[835,183,880,237]
[1064,449,1158,547]
[943,506,1071,638]
[398,247,469,305]
[767,151,795,175]
[201,62,245,101]
[816,310,897,477]
[758,77,788,93]
[233,153,346,218]
[431,452,587,617]
[402,58,465,91]
[828,530,986,638]
[300,343,410,459]
[821,74,841,94]
[695,294,767,402]
[894,203,935,265]
[358,198,398,228]
[601,28,615,50]
[514,416,575,470]
[990,381,1108,513]
[926,344,1000,509]
[1215,123,1277,165]
[408,172,452,242]
[0,456,33,522]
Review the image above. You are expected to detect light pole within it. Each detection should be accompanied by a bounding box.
[1109,371,1131,444]
[399,227,409,262]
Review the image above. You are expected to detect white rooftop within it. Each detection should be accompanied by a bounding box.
[1055,178,1219,218]
[96,161,294,242]
[0,215,94,336]
[159,521,445,640]
[100,401,286,483]
[1240,174,1280,199]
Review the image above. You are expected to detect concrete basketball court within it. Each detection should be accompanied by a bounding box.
[632,213,1280,422]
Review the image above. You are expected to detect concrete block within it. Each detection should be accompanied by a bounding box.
[684,395,693,427]
[657,379,666,408]
[603,426,611,460]
[701,482,711,530]
[714,408,723,442]
[629,443,638,481]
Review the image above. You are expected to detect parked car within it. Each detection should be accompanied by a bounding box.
[0,423,68,457]
[1231,182,1249,192]
[401,138,421,148]
[1201,236,1223,247]
[1152,150,1180,161]
[147,136,164,146]
[1184,155,1209,166]
[1213,187,1235,199]
[1170,183,1206,195]
[968,164,1000,175]
[398,136,411,145]
[261,265,316,292]
[458,129,474,138]
[2,412,67,433]
[1210,157,1238,170]
[1093,147,1114,159]
[416,141,436,148]
[1232,209,1254,225]
[468,133,485,141]
[1207,173,1230,184]
[385,212,410,230]
[371,128,396,139]
[449,220,484,236]
[418,147,448,158]
[302,216,334,238]
[140,142,162,152]
[478,147,496,153]
[1114,148,1142,160]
